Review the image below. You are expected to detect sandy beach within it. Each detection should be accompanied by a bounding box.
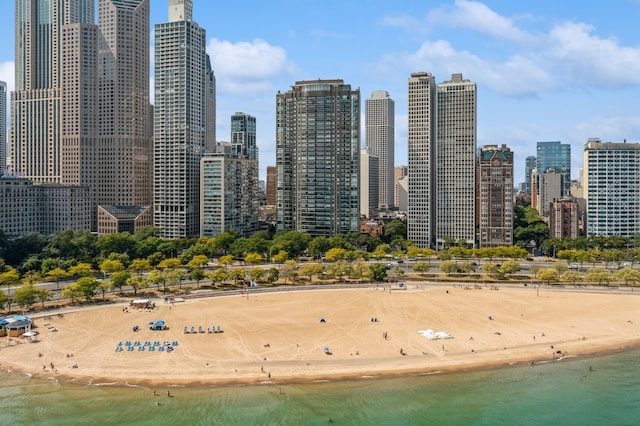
[1,285,639,387]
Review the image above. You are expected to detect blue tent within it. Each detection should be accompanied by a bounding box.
[150,320,166,331]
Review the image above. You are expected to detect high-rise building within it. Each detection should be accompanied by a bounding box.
[583,138,640,237]
[97,0,152,211]
[549,197,579,240]
[536,141,571,196]
[524,156,536,195]
[477,144,513,247]
[394,165,408,209]
[231,112,257,161]
[436,73,477,248]
[360,148,379,219]
[205,56,216,153]
[10,0,94,183]
[0,81,6,174]
[266,165,277,206]
[407,72,437,248]
[154,0,208,238]
[365,91,394,209]
[200,151,259,238]
[537,169,562,217]
[275,79,360,236]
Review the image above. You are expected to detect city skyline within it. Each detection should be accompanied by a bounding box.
[3,1,640,184]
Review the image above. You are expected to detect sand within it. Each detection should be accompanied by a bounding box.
[1,285,640,387]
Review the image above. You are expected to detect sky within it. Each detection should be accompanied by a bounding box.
[3,0,640,184]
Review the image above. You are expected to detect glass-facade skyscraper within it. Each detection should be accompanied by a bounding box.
[536,141,571,196]
[276,79,360,236]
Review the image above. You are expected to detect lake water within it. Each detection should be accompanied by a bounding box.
[1,347,639,425]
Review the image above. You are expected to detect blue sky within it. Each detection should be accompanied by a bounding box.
[2,0,640,184]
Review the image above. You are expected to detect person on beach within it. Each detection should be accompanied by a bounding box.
[167,390,171,397]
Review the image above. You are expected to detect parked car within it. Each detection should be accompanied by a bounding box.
[569,264,579,270]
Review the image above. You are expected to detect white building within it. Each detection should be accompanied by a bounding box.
[436,73,477,249]
[365,91,395,209]
[407,72,437,248]
[583,138,640,237]
[360,148,379,219]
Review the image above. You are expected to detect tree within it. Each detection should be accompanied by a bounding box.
[207,268,228,287]
[324,247,348,262]
[326,260,350,282]
[76,276,100,302]
[249,267,266,284]
[97,280,112,301]
[271,250,289,264]
[44,267,70,290]
[130,258,152,274]
[280,260,298,284]
[99,259,124,277]
[538,269,559,285]
[482,263,500,278]
[0,290,7,310]
[439,260,457,276]
[158,258,181,270]
[35,287,53,309]
[61,283,83,304]
[227,268,246,286]
[126,274,148,295]
[370,263,387,282]
[584,268,611,286]
[190,268,205,287]
[110,271,131,293]
[218,254,235,269]
[266,268,279,285]
[95,232,135,258]
[298,264,323,282]
[382,219,407,243]
[613,267,640,286]
[68,263,94,278]
[413,262,431,275]
[560,271,584,285]
[0,267,21,296]
[187,254,209,269]
[500,260,521,277]
[244,252,263,265]
[14,283,38,309]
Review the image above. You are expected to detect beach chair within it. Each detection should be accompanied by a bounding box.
[172,341,178,346]
[128,346,134,351]
[138,346,145,351]
[149,346,155,351]
[144,341,150,346]
[199,326,203,333]
[184,326,188,334]
[125,340,131,346]
[159,346,165,351]
[191,326,195,333]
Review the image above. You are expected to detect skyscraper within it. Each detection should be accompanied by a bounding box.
[436,73,477,248]
[524,156,536,195]
[536,141,571,196]
[407,72,437,248]
[365,90,395,209]
[276,79,360,236]
[360,148,379,219]
[583,138,640,237]
[266,165,277,206]
[231,112,257,160]
[154,0,208,238]
[477,144,513,247]
[97,0,152,210]
[0,81,6,174]
[10,0,94,183]
[394,165,408,210]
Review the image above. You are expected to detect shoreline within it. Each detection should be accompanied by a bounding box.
[1,286,639,388]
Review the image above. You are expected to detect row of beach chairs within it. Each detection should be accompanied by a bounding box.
[184,325,223,334]
[114,340,178,352]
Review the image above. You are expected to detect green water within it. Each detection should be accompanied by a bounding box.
[1,348,639,425]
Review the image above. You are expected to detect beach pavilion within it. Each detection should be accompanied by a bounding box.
[150,320,166,331]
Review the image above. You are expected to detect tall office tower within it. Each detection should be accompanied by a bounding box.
[0,81,6,174]
[536,141,570,196]
[276,79,360,236]
[205,56,216,153]
[365,90,395,209]
[10,0,94,183]
[407,72,436,248]
[537,169,562,217]
[394,165,408,208]
[524,156,536,195]
[266,165,277,206]
[436,73,477,248]
[477,145,513,247]
[583,138,640,237]
[154,0,208,238]
[360,148,379,219]
[231,112,257,160]
[97,0,152,209]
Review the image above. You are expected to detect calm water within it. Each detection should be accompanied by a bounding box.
[1,348,639,425]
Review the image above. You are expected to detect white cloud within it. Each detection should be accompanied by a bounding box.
[207,38,295,96]
[427,0,536,45]
[0,61,15,92]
